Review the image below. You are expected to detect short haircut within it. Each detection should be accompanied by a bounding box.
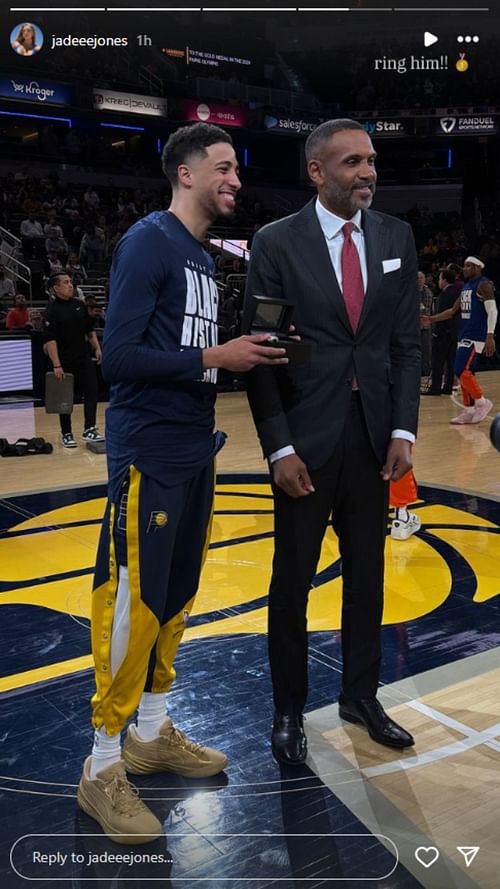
[439,267,455,285]
[49,273,70,289]
[161,123,233,187]
[305,119,365,163]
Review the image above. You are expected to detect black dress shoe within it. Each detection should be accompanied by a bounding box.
[271,712,307,765]
[338,695,414,749]
[423,390,441,396]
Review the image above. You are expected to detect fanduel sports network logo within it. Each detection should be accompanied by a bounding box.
[439,115,496,134]
[440,117,456,133]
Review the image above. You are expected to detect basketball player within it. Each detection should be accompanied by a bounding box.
[77,123,288,843]
[426,257,497,425]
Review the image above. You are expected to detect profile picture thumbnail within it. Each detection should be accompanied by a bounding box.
[10,22,43,57]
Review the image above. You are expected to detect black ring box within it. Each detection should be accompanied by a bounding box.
[246,295,311,364]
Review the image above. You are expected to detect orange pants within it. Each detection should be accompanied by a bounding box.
[389,471,417,508]
[455,342,483,407]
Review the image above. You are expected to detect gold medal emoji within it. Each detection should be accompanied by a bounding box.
[456,53,469,72]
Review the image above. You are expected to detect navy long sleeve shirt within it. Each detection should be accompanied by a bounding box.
[103,211,224,497]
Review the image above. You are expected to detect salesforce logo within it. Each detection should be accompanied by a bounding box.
[264,114,315,133]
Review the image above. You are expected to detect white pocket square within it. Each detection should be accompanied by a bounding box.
[382,258,401,272]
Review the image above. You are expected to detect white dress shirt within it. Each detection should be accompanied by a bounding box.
[269,198,414,463]
[315,198,368,292]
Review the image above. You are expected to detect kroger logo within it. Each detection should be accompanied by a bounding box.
[10,79,55,102]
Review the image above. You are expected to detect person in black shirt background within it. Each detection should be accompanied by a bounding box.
[44,273,104,447]
[424,267,461,396]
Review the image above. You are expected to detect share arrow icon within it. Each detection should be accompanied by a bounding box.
[457,847,480,868]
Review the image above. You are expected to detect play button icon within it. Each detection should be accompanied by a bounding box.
[424,32,439,47]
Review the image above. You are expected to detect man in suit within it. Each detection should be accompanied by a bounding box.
[243,119,421,764]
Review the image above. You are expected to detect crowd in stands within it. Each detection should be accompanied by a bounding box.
[2,167,500,386]
[0,171,273,351]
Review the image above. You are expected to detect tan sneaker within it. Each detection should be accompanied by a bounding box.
[122,718,228,778]
[77,757,162,845]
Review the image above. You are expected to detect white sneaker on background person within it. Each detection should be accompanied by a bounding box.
[450,408,475,425]
[470,398,493,424]
[82,426,104,442]
[391,509,421,540]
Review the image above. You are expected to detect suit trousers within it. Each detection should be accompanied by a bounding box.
[268,392,389,716]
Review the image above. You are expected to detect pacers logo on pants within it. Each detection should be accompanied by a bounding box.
[147,510,168,533]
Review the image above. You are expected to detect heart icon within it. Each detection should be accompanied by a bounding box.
[415,846,440,868]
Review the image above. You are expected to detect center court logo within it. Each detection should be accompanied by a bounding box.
[1,478,499,694]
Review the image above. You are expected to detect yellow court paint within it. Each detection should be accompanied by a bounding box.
[0,654,93,693]
[9,498,106,531]
[429,528,500,602]
[408,504,497,528]
[0,575,92,616]
[1,488,499,687]
[1,525,100,582]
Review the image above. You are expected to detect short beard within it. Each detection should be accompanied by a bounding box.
[323,181,374,218]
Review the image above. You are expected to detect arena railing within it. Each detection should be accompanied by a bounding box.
[0,227,32,304]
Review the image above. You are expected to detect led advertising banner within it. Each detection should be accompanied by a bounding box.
[0,75,73,106]
[433,115,499,135]
[182,100,247,128]
[93,88,168,118]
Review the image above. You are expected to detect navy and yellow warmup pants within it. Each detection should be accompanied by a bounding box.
[90,462,215,735]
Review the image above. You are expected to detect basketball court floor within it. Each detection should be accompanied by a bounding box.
[1,375,500,888]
